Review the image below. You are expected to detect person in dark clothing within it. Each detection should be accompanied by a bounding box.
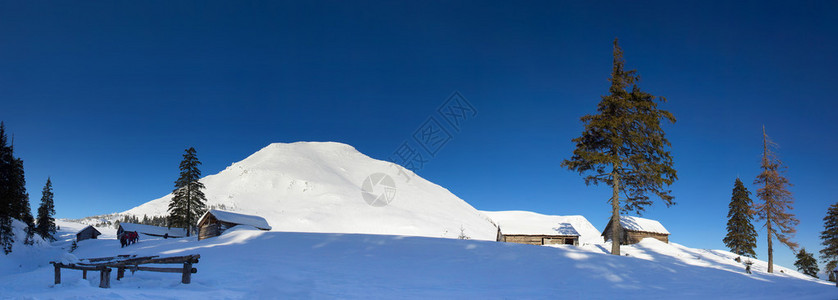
[129,232,138,244]
[120,234,127,248]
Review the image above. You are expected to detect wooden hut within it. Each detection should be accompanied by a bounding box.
[499,223,580,246]
[197,210,272,240]
[117,223,186,239]
[487,213,582,246]
[601,216,670,245]
[76,225,101,241]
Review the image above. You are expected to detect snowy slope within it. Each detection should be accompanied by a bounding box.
[482,210,602,245]
[0,220,56,275]
[0,219,833,299]
[120,142,497,240]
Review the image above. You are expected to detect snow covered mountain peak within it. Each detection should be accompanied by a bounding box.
[120,142,498,240]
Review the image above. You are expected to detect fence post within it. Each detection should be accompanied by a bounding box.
[117,267,125,280]
[83,270,87,279]
[53,264,61,284]
[181,262,192,284]
[99,267,111,288]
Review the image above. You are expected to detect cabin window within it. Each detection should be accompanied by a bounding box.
[564,238,574,245]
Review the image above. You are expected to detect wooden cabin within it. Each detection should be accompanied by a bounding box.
[483,211,603,246]
[76,225,101,241]
[499,223,580,246]
[117,223,186,239]
[197,210,272,240]
[602,216,670,245]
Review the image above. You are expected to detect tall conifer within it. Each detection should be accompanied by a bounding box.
[562,39,677,255]
[723,178,757,258]
[36,178,56,241]
[820,202,838,281]
[754,126,799,273]
[168,147,207,236]
[10,156,33,226]
[0,123,14,254]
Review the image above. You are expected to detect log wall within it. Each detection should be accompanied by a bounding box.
[624,231,669,244]
[502,235,578,246]
[602,228,670,245]
[198,223,220,241]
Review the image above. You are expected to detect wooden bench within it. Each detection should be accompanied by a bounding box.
[50,254,200,288]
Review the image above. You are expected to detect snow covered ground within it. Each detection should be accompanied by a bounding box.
[5,143,833,298]
[0,219,833,299]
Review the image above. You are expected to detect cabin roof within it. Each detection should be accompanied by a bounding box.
[491,215,581,236]
[604,216,670,235]
[119,223,186,237]
[76,225,101,235]
[198,209,272,230]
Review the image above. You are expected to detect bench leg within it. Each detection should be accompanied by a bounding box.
[181,262,192,284]
[99,267,111,288]
[54,264,61,284]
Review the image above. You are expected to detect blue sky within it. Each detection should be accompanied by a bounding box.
[2,1,836,269]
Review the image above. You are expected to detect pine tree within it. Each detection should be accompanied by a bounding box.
[0,123,16,254]
[562,39,677,255]
[723,178,757,258]
[35,178,56,241]
[820,201,838,281]
[10,157,33,227]
[754,126,799,273]
[794,248,819,278]
[168,147,207,236]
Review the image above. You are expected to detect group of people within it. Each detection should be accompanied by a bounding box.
[119,231,139,248]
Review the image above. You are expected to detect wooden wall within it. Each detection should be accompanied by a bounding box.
[625,231,669,244]
[602,227,669,245]
[76,227,100,241]
[502,235,578,246]
[198,223,220,241]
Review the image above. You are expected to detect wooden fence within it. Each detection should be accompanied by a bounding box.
[50,254,200,288]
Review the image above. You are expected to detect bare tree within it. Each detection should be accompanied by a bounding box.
[753,126,799,273]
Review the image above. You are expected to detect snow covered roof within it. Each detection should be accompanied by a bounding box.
[482,211,595,238]
[118,223,187,237]
[552,223,580,236]
[200,209,271,230]
[617,216,669,235]
[76,225,100,234]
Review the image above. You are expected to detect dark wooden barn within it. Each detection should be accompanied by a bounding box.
[602,216,670,245]
[76,225,101,242]
[197,210,272,240]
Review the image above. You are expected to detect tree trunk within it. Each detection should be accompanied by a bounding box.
[767,217,773,273]
[186,183,191,237]
[762,125,774,273]
[610,169,621,255]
